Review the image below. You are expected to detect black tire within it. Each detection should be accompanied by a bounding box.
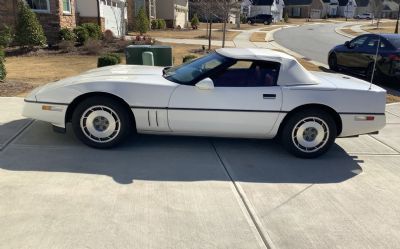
[72,96,133,148]
[281,109,337,158]
[328,53,338,71]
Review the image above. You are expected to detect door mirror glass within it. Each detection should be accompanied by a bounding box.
[195,78,214,90]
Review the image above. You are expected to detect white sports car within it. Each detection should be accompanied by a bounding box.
[23,48,386,158]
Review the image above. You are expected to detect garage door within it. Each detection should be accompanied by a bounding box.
[102,2,125,37]
[310,9,321,19]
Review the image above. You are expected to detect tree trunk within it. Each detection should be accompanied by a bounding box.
[208,21,212,51]
[222,20,227,48]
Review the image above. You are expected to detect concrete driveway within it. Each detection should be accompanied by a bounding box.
[1,97,400,249]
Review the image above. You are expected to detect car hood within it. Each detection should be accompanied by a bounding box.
[36,64,176,93]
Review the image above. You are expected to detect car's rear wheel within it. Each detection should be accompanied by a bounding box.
[72,97,133,148]
[264,21,269,25]
[328,53,338,71]
[281,109,337,158]
[248,20,252,24]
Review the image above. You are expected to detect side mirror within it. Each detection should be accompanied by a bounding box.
[344,41,350,48]
[195,78,214,90]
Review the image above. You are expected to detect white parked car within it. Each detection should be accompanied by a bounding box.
[23,48,386,158]
[355,13,373,19]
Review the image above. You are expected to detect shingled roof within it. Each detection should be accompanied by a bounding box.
[355,0,369,7]
[252,0,274,5]
[284,0,313,6]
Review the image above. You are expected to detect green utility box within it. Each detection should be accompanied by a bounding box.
[125,45,173,66]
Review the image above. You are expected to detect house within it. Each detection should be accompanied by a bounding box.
[338,0,357,18]
[156,0,189,28]
[0,0,78,44]
[381,0,399,19]
[241,0,285,22]
[324,0,339,17]
[354,0,372,16]
[284,0,325,18]
[127,0,156,31]
[77,0,128,37]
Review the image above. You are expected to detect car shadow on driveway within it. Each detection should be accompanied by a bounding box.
[0,121,363,184]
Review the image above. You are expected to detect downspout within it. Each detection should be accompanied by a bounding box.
[97,0,102,27]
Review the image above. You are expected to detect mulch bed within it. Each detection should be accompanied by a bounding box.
[0,80,35,97]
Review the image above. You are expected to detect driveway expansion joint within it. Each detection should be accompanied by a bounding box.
[210,140,276,249]
[0,119,34,152]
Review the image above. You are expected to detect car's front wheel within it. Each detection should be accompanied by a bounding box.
[328,53,338,71]
[72,96,133,148]
[281,109,337,158]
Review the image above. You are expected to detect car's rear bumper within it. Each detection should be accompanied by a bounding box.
[338,113,386,137]
[22,100,68,128]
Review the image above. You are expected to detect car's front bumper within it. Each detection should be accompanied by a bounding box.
[22,100,68,129]
[338,113,386,137]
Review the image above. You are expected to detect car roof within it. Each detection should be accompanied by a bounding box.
[216,48,318,85]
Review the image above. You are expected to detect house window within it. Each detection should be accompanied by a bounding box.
[63,0,71,14]
[26,0,50,12]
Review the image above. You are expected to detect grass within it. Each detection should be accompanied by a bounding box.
[198,23,259,30]
[339,28,359,37]
[130,29,240,41]
[361,22,397,34]
[250,32,267,42]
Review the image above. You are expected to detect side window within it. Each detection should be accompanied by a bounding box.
[210,60,280,87]
[365,37,389,50]
[349,36,368,48]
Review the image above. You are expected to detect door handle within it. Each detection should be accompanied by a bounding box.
[263,94,276,99]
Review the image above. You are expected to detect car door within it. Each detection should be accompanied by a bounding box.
[337,35,369,70]
[167,60,283,138]
[360,36,389,70]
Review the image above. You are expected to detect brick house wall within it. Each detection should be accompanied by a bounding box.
[0,0,78,45]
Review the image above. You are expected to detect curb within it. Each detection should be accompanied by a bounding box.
[334,26,355,39]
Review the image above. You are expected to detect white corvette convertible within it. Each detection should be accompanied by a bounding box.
[23,48,386,158]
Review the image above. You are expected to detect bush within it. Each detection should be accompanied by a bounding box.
[14,0,47,47]
[103,29,115,43]
[0,48,5,80]
[98,55,119,68]
[106,53,122,63]
[58,40,76,53]
[0,25,14,48]
[182,54,197,63]
[157,19,166,30]
[284,12,289,23]
[135,7,149,34]
[151,20,159,30]
[59,28,76,41]
[74,26,89,44]
[191,14,199,29]
[240,14,247,24]
[81,23,102,40]
[83,38,103,55]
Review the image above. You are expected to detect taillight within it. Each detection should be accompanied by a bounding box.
[388,54,400,61]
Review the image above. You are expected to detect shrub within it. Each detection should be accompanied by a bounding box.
[0,48,5,80]
[74,26,89,44]
[14,0,47,47]
[106,53,122,63]
[191,14,199,29]
[0,25,14,48]
[81,23,102,40]
[58,40,76,53]
[182,54,197,63]
[83,38,103,55]
[103,29,115,43]
[98,55,119,68]
[135,7,149,34]
[157,19,166,30]
[240,14,247,24]
[59,28,76,41]
[284,12,289,23]
[151,20,159,30]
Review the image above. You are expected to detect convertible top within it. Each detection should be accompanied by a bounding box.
[216,48,318,86]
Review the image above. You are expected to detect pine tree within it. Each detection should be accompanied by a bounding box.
[15,0,47,47]
[191,14,200,29]
[135,7,149,35]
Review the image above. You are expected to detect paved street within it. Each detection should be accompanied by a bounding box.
[274,23,349,64]
[1,98,400,249]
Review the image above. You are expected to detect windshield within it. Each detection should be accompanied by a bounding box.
[163,52,232,84]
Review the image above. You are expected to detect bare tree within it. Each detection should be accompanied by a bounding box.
[191,0,219,50]
[370,0,383,28]
[214,0,242,48]
[395,0,400,33]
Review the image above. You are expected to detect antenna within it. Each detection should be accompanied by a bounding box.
[369,28,382,90]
